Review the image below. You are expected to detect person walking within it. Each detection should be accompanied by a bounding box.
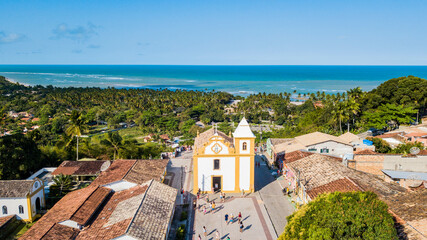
[203,206,207,215]
[222,192,226,202]
[238,212,242,221]
[230,213,234,223]
[203,226,207,237]
[215,230,220,240]
[240,222,244,233]
[198,234,202,240]
[212,201,216,212]
[219,192,223,202]
[225,213,229,225]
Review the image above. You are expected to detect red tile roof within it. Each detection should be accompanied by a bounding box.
[76,185,148,240]
[70,187,111,225]
[123,159,168,185]
[307,177,363,199]
[284,151,314,163]
[40,223,80,240]
[52,161,107,176]
[354,149,378,155]
[20,186,99,240]
[90,160,136,186]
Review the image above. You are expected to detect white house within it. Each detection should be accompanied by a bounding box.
[0,178,45,221]
[193,118,255,194]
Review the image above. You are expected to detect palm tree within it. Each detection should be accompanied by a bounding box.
[345,97,360,131]
[52,174,74,196]
[65,110,87,137]
[331,102,348,133]
[102,131,123,160]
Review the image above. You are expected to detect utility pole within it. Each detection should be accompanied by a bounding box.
[76,135,89,161]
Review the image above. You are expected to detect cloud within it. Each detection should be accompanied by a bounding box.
[72,49,83,54]
[51,23,98,41]
[87,44,100,49]
[0,31,26,44]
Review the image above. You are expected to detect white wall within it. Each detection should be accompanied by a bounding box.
[197,157,235,192]
[239,157,251,191]
[307,141,353,157]
[0,197,29,220]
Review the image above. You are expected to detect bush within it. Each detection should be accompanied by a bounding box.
[279,191,397,240]
[175,224,186,240]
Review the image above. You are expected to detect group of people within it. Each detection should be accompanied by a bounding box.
[224,211,245,232]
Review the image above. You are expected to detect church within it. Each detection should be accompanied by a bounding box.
[193,118,255,194]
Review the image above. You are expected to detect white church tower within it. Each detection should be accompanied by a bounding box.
[193,117,256,194]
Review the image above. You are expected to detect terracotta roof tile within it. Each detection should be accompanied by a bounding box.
[91,160,136,186]
[127,181,177,239]
[354,149,379,155]
[20,186,99,240]
[307,177,362,199]
[0,180,34,198]
[283,150,314,163]
[124,159,168,185]
[40,223,80,240]
[52,161,107,176]
[70,187,111,225]
[76,185,148,240]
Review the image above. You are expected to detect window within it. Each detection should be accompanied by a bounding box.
[308,148,317,152]
[214,159,220,170]
[35,182,39,188]
[2,206,7,215]
[320,148,329,153]
[19,205,24,214]
[242,142,247,151]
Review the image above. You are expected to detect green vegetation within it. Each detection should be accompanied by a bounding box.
[279,192,397,240]
[175,224,186,240]
[0,75,426,179]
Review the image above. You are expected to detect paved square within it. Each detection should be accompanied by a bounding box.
[194,196,275,240]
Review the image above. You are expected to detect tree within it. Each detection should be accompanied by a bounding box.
[65,110,88,138]
[279,192,397,240]
[50,174,74,197]
[363,104,417,130]
[366,137,392,153]
[331,102,348,133]
[101,131,123,160]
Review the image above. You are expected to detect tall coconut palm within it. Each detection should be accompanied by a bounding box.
[331,102,348,133]
[102,131,123,160]
[65,110,87,138]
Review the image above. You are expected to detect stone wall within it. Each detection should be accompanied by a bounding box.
[348,154,385,176]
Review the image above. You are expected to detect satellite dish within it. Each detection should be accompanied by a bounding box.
[100,160,111,172]
[407,174,423,188]
[410,147,420,155]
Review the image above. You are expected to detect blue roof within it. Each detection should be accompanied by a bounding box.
[382,170,427,181]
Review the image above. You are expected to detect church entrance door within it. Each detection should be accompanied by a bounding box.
[212,176,221,193]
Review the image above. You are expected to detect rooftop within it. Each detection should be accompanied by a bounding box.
[52,160,107,176]
[233,117,256,138]
[0,180,35,198]
[338,132,360,143]
[306,177,362,199]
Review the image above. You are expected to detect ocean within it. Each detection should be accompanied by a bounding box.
[1,65,427,96]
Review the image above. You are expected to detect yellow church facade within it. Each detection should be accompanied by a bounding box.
[193,118,255,194]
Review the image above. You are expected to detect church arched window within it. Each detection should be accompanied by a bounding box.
[2,206,7,215]
[19,205,24,214]
[242,142,247,151]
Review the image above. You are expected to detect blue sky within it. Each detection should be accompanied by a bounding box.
[0,0,426,65]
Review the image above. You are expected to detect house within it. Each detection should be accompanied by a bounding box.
[348,150,427,188]
[7,111,18,118]
[21,159,176,240]
[282,152,427,238]
[27,167,57,196]
[375,132,405,147]
[0,178,45,221]
[52,160,109,182]
[338,132,375,152]
[193,117,255,194]
[159,134,170,142]
[403,132,427,147]
[283,153,404,204]
[267,132,354,167]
